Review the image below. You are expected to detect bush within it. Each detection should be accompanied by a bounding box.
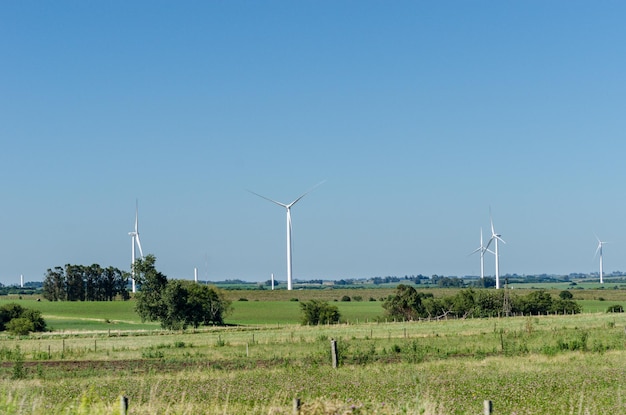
[7,318,35,335]
[0,303,46,333]
[559,290,573,300]
[607,304,624,313]
[300,300,341,325]
[340,295,351,302]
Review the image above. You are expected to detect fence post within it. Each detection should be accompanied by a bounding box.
[330,339,338,368]
[483,400,492,415]
[120,396,129,415]
[293,397,301,414]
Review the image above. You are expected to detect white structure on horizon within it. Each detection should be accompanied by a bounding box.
[595,236,607,284]
[128,201,144,293]
[471,228,492,280]
[271,273,274,290]
[20,274,23,288]
[249,182,324,291]
[194,267,198,283]
[485,211,505,289]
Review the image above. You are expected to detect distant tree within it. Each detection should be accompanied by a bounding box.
[42,267,66,301]
[134,255,169,323]
[0,303,46,334]
[607,304,624,313]
[551,298,581,315]
[134,255,231,329]
[382,284,434,320]
[300,300,340,325]
[559,290,574,300]
[516,290,553,315]
[42,264,128,301]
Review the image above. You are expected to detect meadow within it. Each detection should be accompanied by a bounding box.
[1,289,626,414]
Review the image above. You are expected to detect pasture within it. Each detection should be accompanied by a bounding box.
[1,289,626,414]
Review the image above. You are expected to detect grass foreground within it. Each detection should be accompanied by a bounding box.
[1,290,626,414]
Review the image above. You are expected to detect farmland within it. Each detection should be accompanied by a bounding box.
[1,288,626,414]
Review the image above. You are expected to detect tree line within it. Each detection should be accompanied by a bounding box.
[383,285,581,321]
[42,264,129,301]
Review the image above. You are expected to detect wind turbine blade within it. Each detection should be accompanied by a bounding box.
[288,180,326,208]
[594,242,602,259]
[247,190,288,208]
[135,200,139,232]
[136,235,144,258]
[496,235,506,244]
[485,237,494,251]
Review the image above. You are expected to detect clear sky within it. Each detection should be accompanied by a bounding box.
[1,1,626,285]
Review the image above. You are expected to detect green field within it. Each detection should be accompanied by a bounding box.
[2,289,626,414]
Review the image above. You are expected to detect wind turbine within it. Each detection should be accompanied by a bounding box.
[249,182,324,291]
[485,211,505,289]
[128,201,144,293]
[594,236,607,284]
[471,228,493,280]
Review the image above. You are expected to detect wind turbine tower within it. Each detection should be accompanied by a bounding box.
[485,211,506,289]
[249,182,324,291]
[128,201,144,293]
[595,237,607,284]
[471,228,492,280]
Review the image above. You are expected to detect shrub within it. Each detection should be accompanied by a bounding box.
[7,318,35,336]
[559,290,573,300]
[0,303,46,333]
[300,300,341,325]
[607,304,624,313]
[340,295,351,302]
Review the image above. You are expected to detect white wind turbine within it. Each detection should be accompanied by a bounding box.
[249,182,324,291]
[485,211,505,289]
[594,236,607,284]
[128,201,144,293]
[471,228,493,280]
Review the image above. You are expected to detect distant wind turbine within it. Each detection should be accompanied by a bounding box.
[128,201,144,293]
[471,228,493,280]
[594,236,607,284]
[485,210,505,289]
[249,181,324,291]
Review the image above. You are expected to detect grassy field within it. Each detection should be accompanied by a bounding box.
[2,289,626,413]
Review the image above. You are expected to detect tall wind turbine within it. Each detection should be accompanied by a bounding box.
[249,182,324,291]
[485,211,505,289]
[471,228,492,280]
[128,201,144,293]
[594,236,607,284]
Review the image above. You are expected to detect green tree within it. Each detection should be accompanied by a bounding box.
[134,255,231,329]
[0,303,47,334]
[134,255,169,323]
[382,284,433,320]
[517,290,553,315]
[42,266,66,301]
[300,299,341,325]
[6,318,34,336]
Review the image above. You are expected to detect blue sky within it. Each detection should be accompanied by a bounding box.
[1,2,626,285]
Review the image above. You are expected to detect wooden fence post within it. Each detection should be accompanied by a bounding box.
[120,396,129,415]
[483,400,492,415]
[330,339,338,368]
